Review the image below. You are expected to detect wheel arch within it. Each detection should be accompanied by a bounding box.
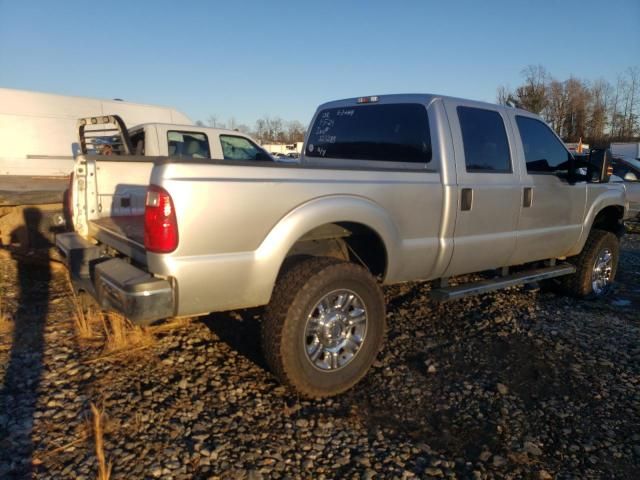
[255,195,399,302]
[570,194,625,257]
[282,221,389,279]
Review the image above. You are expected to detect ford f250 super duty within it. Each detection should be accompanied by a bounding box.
[57,94,627,397]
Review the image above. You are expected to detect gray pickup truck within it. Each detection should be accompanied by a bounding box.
[57,94,627,397]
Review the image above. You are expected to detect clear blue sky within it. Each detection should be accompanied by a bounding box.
[1,0,638,126]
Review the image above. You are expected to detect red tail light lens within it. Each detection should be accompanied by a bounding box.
[144,185,178,253]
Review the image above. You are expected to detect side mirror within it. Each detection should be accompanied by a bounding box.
[585,149,612,183]
[624,171,638,182]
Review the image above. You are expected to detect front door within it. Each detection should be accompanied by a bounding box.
[443,100,522,277]
[507,112,587,264]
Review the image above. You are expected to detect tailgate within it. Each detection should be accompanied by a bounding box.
[89,215,146,264]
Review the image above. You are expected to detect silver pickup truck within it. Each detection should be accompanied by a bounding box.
[58,94,627,397]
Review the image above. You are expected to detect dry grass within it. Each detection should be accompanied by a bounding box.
[74,304,103,341]
[148,315,193,334]
[66,273,102,341]
[65,272,156,356]
[102,312,154,353]
[0,295,13,334]
[90,403,112,480]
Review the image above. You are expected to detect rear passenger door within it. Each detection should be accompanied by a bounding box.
[508,113,587,263]
[443,100,522,276]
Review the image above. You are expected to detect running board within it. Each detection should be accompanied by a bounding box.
[430,264,576,302]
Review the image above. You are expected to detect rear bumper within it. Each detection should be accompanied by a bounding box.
[94,258,175,325]
[56,232,175,325]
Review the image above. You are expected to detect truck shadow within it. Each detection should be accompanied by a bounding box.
[0,208,51,478]
[200,308,268,370]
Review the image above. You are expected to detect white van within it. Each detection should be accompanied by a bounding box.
[0,88,192,176]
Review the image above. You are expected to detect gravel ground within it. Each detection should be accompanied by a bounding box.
[0,235,638,479]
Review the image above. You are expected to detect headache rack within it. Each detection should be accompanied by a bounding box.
[77,114,133,156]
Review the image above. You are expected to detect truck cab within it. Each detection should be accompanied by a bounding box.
[107,123,272,162]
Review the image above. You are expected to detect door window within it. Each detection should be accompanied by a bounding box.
[167,131,210,158]
[220,135,269,161]
[457,106,512,173]
[515,116,572,174]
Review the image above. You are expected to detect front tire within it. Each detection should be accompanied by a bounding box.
[561,229,619,298]
[262,257,386,398]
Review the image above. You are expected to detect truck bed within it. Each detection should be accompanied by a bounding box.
[90,215,146,263]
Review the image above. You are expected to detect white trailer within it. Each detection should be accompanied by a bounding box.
[0,88,192,176]
[610,142,640,161]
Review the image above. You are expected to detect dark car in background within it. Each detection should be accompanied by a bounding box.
[610,156,640,222]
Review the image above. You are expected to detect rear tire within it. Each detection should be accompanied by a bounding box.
[554,229,619,298]
[262,257,386,398]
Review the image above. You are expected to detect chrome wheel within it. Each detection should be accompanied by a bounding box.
[303,289,368,371]
[591,248,613,295]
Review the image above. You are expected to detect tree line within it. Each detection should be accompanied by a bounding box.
[498,65,640,146]
[195,115,306,144]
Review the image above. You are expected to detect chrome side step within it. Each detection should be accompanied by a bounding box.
[430,264,576,302]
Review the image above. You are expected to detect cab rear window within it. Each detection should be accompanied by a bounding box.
[305,103,432,163]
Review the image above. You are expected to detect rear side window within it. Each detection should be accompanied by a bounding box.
[305,103,432,163]
[167,131,210,158]
[457,106,512,173]
[220,135,266,161]
[130,130,145,155]
[515,116,571,173]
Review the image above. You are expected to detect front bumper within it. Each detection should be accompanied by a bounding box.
[56,232,175,325]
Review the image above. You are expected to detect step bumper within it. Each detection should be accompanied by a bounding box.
[56,232,175,325]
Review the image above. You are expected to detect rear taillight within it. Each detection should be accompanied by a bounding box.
[144,185,178,253]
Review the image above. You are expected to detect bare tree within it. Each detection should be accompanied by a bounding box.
[253,118,268,142]
[268,117,285,143]
[253,116,286,143]
[285,120,306,143]
[201,114,306,142]
[206,115,220,128]
[507,65,640,143]
[587,79,610,144]
[545,78,568,136]
[235,123,251,134]
[496,85,512,106]
[609,75,625,139]
[623,67,639,139]
[227,117,238,131]
[514,65,549,114]
[562,77,590,142]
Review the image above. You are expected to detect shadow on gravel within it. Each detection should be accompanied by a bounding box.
[0,208,50,478]
[200,308,268,370]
